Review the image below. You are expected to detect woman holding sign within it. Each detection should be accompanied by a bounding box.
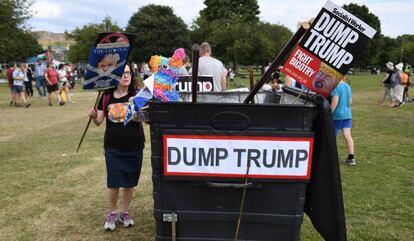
[88,64,145,231]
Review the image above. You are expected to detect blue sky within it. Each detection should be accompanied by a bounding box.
[28,0,414,38]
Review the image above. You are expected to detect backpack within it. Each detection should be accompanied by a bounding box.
[389,71,399,87]
[101,92,111,117]
[7,68,14,85]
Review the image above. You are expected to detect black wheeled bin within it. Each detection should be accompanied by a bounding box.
[148,88,347,241]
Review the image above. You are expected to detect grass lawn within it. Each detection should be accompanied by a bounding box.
[0,72,413,241]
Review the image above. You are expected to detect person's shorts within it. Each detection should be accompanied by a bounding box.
[13,85,24,93]
[334,119,352,136]
[58,80,68,89]
[10,85,17,94]
[47,83,58,93]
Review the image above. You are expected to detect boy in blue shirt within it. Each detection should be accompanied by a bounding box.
[330,76,356,165]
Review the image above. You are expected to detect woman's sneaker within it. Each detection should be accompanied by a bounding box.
[345,158,356,166]
[104,212,117,231]
[118,212,134,228]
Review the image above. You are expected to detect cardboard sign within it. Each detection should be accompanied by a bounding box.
[83,32,135,90]
[282,0,376,96]
[163,134,313,179]
[175,75,214,92]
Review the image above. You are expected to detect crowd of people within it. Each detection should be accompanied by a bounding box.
[4,60,80,108]
[379,61,411,107]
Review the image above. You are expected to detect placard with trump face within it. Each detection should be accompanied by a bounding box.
[282,0,376,96]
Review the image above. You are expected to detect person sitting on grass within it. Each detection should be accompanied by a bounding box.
[330,75,356,166]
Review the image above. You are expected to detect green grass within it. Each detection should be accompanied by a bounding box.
[0,72,413,241]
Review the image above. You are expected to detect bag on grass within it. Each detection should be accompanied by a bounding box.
[60,90,68,103]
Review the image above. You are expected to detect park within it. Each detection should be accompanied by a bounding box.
[1,0,414,241]
[1,71,413,240]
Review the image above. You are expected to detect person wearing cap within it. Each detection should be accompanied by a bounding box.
[379,62,395,106]
[392,63,404,107]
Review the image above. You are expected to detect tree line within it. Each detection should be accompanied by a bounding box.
[2,0,413,68]
[0,0,43,63]
[66,1,413,69]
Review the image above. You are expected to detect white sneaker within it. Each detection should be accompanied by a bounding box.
[118,212,134,228]
[104,212,117,231]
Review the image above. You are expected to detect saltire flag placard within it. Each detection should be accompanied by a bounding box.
[282,0,376,96]
[83,32,135,90]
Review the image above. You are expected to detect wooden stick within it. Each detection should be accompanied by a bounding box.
[191,44,200,103]
[248,66,254,90]
[76,91,102,153]
[234,163,251,241]
[248,66,255,104]
[243,26,307,104]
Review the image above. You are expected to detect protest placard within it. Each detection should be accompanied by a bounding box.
[282,0,377,96]
[175,75,214,92]
[83,32,135,90]
[164,134,313,179]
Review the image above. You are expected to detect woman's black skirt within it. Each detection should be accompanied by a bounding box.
[104,148,143,188]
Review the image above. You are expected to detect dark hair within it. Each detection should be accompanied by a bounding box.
[126,63,137,95]
[58,64,64,70]
[105,63,137,95]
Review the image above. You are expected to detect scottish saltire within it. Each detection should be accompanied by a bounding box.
[83,32,135,91]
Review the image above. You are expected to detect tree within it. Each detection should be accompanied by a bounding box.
[387,35,414,64]
[0,0,42,62]
[200,0,260,24]
[66,16,122,63]
[126,5,190,64]
[342,3,384,67]
[7,31,43,61]
[0,0,33,31]
[377,36,399,65]
[251,23,292,70]
[191,0,263,69]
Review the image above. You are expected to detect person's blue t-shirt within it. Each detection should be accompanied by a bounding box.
[331,82,352,120]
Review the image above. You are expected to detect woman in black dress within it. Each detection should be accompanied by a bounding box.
[88,64,145,231]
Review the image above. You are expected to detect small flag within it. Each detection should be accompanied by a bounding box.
[37,50,51,62]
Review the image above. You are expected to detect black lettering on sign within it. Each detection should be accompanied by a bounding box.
[247,149,261,168]
[215,148,228,166]
[295,149,308,168]
[183,147,196,166]
[277,149,294,168]
[234,149,246,167]
[168,147,180,165]
[303,11,358,70]
[199,148,214,166]
[263,149,276,168]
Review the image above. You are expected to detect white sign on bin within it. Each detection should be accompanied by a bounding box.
[163,134,313,179]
